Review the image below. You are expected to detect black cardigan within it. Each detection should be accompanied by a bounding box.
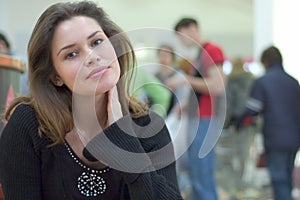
[0,104,183,200]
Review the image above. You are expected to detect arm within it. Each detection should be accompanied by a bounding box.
[0,105,42,199]
[124,160,182,200]
[166,64,226,96]
[83,114,183,200]
[186,64,226,95]
[123,116,182,200]
[235,79,264,130]
[167,44,226,96]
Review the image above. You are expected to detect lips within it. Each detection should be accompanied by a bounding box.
[86,66,110,79]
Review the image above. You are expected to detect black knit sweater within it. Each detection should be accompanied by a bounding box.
[0,104,183,200]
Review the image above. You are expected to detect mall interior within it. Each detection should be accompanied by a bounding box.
[1,0,300,199]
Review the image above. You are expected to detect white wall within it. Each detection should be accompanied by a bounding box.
[273,0,300,81]
[101,0,254,60]
[0,0,254,60]
[254,0,300,81]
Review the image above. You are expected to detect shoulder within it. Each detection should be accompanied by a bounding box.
[254,73,267,83]
[5,104,38,132]
[249,76,268,95]
[202,42,225,63]
[203,42,223,54]
[284,71,300,84]
[1,104,50,152]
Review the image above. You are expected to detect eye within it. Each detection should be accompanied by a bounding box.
[92,39,103,47]
[65,51,78,59]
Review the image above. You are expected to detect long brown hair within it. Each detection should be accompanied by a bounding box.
[5,1,147,145]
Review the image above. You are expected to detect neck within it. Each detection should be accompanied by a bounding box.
[72,93,108,142]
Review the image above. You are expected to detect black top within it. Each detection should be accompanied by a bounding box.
[63,141,123,199]
[0,104,182,200]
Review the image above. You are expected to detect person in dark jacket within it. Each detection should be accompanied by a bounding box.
[0,1,183,199]
[236,46,300,200]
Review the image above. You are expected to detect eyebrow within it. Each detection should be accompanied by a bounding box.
[56,30,102,56]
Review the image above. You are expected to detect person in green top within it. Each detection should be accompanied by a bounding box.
[130,66,172,117]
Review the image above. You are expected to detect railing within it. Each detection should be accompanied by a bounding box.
[0,54,26,73]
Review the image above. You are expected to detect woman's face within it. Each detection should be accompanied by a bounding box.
[51,16,120,96]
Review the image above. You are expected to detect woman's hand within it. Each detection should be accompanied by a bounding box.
[107,85,123,126]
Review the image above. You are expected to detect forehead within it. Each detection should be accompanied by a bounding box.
[178,24,194,33]
[158,49,173,56]
[51,16,104,48]
[55,16,102,34]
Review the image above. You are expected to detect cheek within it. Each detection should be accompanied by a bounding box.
[56,63,81,89]
[114,60,121,77]
[63,71,78,89]
[104,60,121,87]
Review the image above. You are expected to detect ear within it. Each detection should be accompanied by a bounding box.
[51,75,64,86]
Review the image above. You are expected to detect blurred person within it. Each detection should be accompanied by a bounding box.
[0,1,183,199]
[0,32,11,54]
[235,46,300,200]
[131,66,172,117]
[223,57,255,190]
[155,44,189,116]
[167,17,226,200]
[155,44,177,115]
[225,57,254,128]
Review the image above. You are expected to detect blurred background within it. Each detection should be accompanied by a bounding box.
[1,0,299,79]
[0,0,253,58]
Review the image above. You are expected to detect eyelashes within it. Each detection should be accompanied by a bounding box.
[92,38,103,47]
[65,51,79,59]
[64,38,104,60]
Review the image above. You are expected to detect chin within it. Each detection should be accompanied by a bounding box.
[96,78,119,94]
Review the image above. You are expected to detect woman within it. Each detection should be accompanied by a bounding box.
[0,1,182,199]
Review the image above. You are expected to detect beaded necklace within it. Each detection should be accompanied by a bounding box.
[64,142,110,197]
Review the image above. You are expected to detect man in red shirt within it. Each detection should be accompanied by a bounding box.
[167,18,226,200]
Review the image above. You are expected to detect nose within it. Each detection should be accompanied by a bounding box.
[85,49,100,67]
